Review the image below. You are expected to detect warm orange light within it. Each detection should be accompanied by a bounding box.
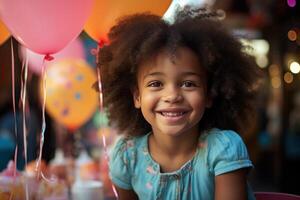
[288,29,297,41]
[271,77,281,89]
[284,72,293,84]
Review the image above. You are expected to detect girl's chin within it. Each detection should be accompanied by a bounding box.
[153,127,187,137]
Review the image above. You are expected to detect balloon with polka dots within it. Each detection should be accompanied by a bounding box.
[42,59,98,131]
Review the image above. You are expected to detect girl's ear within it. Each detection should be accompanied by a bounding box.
[133,88,141,108]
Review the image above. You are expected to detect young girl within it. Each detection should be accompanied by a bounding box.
[97,8,261,200]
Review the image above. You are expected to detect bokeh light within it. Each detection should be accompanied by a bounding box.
[256,55,268,68]
[269,64,280,77]
[287,29,297,41]
[252,40,270,55]
[290,61,300,74]
[284,72,294,84]
[271,77,281,89]
[287,0,297,7]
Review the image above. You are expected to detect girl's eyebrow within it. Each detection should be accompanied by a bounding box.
[181,72,202,77]
[143,71,203,79]
[143,72,164,79]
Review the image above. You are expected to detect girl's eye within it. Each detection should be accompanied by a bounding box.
[182,81,196,87]
[147,81,162,87]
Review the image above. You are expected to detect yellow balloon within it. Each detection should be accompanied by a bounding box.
[43,59,98,130]
[0,20,10,45]
[84,0,172,43]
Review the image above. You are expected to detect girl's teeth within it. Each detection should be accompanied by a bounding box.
[161,112,184,117]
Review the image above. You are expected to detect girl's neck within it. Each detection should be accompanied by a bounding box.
[148,131,200,172]
[150,132,199,155]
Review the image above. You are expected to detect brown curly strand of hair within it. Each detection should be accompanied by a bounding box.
[96,10,263,136]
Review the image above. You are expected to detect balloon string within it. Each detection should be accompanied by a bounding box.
[96,68,103,112]
[20,50,29,200]
[10,38,18,200]
[96,42,103,116]
[36,55,47,178]
[21,49,28,170]
[10,40,17,141]
[96,41,119,199]
[10,39,18,167]
[35,54,56,184]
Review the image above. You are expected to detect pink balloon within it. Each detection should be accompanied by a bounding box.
[19,37,85,75]
[0,0,93,55]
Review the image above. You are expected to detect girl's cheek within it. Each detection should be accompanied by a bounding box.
[143,93,160,105]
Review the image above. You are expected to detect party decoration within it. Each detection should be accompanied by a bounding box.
[19,37,85,75]
[0,20,10,45]
[43,59,98,130]
[163,0,217,24]
[178,0,216,8]
[84,0,172,43]
[0,0,93,54]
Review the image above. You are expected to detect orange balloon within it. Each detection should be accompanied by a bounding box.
[84,0,172,42]
[43,59,98,130]
[0,20,10,45]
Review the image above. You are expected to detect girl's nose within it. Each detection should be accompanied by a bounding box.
[162,87,183,103]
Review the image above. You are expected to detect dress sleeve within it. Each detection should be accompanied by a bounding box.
[206,130,253,176]
[109,137,134,190]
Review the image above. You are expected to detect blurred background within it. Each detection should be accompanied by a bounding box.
[0,0,299,199]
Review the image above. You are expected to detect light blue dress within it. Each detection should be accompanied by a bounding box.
[109,128,255,200]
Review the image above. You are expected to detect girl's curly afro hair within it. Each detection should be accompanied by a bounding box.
[96,9,263,136]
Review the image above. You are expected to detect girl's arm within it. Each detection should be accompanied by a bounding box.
[214,168,248,200]
[115,185,139,200]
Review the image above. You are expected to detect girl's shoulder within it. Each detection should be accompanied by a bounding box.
[108,134,149,189]
[199,128,245,147]
[111,134,148,153]
[198,128,253,175]
[109,134,149,166]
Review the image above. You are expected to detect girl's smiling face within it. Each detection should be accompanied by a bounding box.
[133,47,212,137]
